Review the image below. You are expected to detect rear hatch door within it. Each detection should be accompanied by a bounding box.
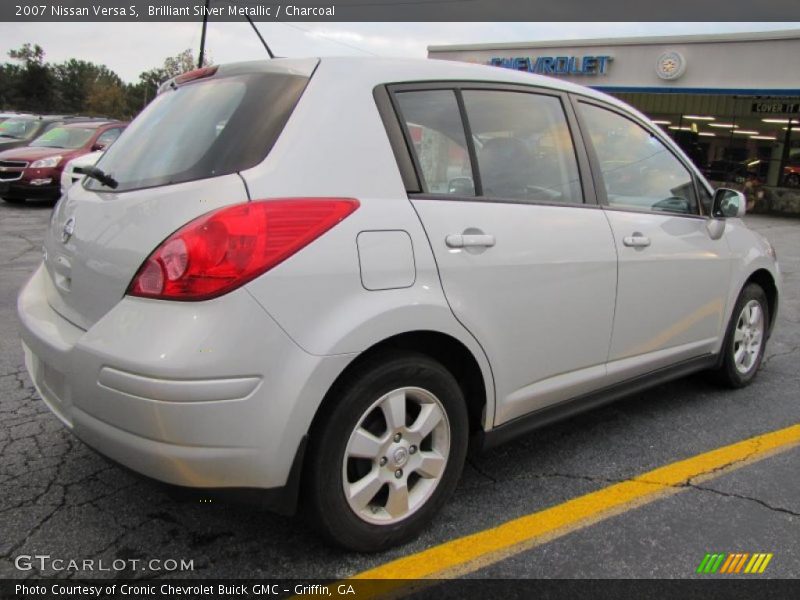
[42,58,317,330]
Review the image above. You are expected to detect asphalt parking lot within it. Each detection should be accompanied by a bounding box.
[1,200,798,581]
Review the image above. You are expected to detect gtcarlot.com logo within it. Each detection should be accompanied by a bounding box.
[14,554,194,573]
[697,552,773,574]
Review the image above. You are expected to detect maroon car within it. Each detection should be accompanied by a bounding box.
[0,120,127,203]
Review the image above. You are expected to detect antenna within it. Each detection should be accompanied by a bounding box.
[198,0,211,68]
[245,15,275,58]
[197,1,275,66]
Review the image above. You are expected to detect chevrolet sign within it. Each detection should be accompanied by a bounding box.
[489,55,613,75]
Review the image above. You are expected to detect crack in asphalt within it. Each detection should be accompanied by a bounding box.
[687,484,800,517]
[504,468,800,520]
[463,437,799,521]
[0,435,72,561]
[0,365,141,571]
[762,344,800,366]
[1,233,39,265]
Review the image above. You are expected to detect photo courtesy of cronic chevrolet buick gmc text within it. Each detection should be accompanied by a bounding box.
[17,58,780,552]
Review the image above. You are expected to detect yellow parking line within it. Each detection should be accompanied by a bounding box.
[352,423,800,586]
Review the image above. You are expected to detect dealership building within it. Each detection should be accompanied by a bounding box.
[428,30,800,188]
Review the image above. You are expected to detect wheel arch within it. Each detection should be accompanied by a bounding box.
[308,330,491,448]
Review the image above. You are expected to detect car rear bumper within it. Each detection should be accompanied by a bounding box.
[18,264,355,496]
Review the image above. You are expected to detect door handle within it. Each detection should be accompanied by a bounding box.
[445,234,496,249]
[622,233,651,248]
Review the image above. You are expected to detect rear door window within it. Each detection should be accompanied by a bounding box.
[394,90,475,196]
[393,87,583,204]
[462,90,583,204]
[87,70,311,192]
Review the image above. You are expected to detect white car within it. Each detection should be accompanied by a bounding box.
[18,58,780,551]
[60,150,104,195]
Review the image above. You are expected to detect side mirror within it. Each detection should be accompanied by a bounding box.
[91,142,107,152]
[711,188,746,219]
[448,177,474,196]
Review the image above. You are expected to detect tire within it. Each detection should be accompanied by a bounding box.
[2,196,26,204]
[710,283,769,388]
[304,351,469,552]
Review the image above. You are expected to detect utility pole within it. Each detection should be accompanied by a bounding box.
[198,0,211,68]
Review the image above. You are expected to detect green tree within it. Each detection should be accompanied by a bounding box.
[137,67,168,107]
[85,73,128,119]
[163,48,211,79]
[8,42,45,64]
[0,63,21,110]
[52,59,102,114]
[1,44,214,118]
[125,49,213,115]
[7,43,55,113]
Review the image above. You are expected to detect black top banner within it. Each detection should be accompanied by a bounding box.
[2,0,800,22]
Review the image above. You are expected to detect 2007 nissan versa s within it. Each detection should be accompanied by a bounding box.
[18,58,780,552]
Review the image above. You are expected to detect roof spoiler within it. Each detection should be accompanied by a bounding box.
[157,65,218,95]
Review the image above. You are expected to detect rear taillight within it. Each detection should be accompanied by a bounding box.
[128,198,359,301]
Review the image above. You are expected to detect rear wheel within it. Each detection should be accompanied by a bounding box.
[711,283,769,388]
[1,196,26,204]
[305,352,468,552]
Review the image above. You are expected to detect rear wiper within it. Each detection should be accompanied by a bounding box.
[78,166,118,189]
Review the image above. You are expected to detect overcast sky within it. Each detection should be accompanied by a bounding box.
[0,22,798,82]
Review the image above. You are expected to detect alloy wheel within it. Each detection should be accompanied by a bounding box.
[342,386,450,525]
[733,299,765,374]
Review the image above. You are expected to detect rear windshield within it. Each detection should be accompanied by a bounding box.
[86,71,310,192]
[31,127,95,149]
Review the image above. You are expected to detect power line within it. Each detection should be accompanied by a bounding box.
[279,22,380,56]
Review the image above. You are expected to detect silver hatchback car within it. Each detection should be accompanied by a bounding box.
[18,57,780,552]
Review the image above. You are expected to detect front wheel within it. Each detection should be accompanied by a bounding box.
[711,283,769,388]
[305,352,468,552]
